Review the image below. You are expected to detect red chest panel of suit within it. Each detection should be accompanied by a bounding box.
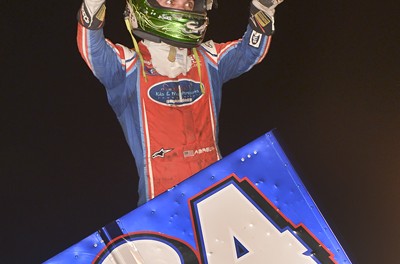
[139,48,220,197]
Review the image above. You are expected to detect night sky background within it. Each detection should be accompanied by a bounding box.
[2,0,399,263]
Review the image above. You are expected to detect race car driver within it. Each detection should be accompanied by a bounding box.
[77,0,284,205]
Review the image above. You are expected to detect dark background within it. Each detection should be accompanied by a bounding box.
[2,0,399,263]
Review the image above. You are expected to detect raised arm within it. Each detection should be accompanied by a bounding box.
[208,0,284,83]
[76,0,137,89]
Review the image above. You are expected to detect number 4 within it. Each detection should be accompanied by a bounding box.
[191,180,318,263]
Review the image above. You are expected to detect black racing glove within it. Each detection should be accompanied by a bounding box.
[77,0,106,30]
[249,0,284,35]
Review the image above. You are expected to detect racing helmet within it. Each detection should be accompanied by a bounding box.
[125,0,217,48]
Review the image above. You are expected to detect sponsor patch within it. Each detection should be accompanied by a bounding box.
[249,30,262,48]
[255,11,271,28]
[184,146,215,158]
[148,80,203,106]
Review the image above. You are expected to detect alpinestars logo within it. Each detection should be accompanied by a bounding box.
[184,146,215,158]
[152,148,173,159]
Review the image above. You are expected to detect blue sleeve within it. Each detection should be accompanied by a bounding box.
[77,24,138,115]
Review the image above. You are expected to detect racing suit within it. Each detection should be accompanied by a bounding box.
[77,4,271,205]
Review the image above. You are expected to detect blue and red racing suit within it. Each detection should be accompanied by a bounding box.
[77,20,271,205]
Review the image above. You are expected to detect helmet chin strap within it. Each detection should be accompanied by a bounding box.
[168,47,177,62]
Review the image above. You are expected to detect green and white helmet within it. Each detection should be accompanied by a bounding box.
[125,0,217,48]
